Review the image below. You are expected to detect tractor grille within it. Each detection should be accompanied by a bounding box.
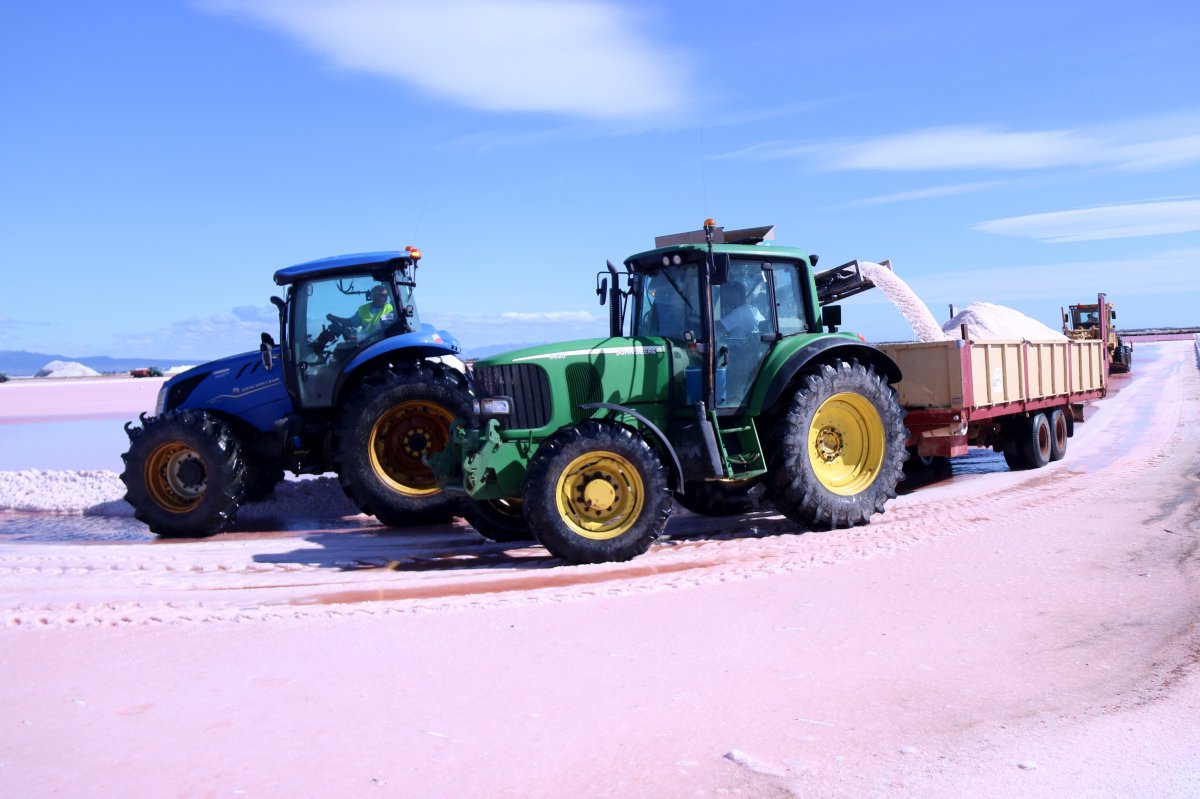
[474,363,553,430]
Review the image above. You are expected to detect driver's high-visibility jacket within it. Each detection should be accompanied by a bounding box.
[355,302,394,327]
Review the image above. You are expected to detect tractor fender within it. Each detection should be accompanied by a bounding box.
[335,327,465,399]
[579,402,685,490]
[759,339,903,412]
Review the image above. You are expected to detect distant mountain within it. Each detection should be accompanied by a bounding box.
[0,350,189,377]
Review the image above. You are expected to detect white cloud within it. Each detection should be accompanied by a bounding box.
[845,179,1018,208]
[201,0,689,118]
[424,309,604,352]
[973,199,1200,243]
[723,118,1200,173]
[120,307,280,359]
[501,311,597,322]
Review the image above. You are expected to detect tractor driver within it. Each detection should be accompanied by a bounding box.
[718,281,766,338]
[327,284,396,340]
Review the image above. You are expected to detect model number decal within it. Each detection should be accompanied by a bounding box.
[209,377,282,403]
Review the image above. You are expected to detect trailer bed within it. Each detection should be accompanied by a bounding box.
[878,339,1106,458]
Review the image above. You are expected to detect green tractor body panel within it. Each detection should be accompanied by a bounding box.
[456,336,684,500]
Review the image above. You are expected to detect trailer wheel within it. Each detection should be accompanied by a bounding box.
[461,497,534,542]
[1047,409,1068,462]
[675,478,764,517]
[1024,412,1053,468]
[765,359,907,529]
[1005,413,1052,470]
[523,420,672,563]
[121,410,247,537]
[335,362,472,527]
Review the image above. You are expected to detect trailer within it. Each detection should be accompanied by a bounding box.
[878,338,1107,470]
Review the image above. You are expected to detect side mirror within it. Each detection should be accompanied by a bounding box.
[597,276,608,306]
[711,253,730,285]
[260,332,275,371]
[822,304,842,333]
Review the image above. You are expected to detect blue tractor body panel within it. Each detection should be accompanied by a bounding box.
[341,323,463,375]
[159,349,294,433]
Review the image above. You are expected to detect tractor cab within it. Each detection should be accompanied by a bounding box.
[271,249,422,409]
[619,221,822,411]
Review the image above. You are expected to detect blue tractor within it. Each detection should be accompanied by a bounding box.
[121,249,472,537]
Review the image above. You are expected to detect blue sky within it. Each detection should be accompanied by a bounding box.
[2,0,1198,361]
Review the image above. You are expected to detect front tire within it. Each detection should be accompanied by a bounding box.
[120,410,247,537]
[765,360,907,529]
[334,362,472,527]
[522,420,673,564]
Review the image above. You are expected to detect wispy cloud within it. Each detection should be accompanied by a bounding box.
[843,179,1019,208]
[119,306,279,359]
[973,199,1200,243]
[424,309,603,351]
[200,0,690,119]
[721,117,1200,173]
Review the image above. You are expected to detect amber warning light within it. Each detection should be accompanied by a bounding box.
[405,246,422,260]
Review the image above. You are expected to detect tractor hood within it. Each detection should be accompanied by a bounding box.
[155,348,291,432]
[474,337,669,368]
[470,336,680,435]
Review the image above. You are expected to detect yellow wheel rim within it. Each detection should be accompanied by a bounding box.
[555,450,645,540]
[808,392,885,495]
[144,441,207,513]
[369,400,455,496]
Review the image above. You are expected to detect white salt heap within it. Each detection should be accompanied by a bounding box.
[35,360,101,378]
[943,302,1067,341]
[858,261,947,343]
[856,261,1066,343]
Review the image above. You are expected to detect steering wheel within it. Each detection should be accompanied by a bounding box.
[325,314,353,339]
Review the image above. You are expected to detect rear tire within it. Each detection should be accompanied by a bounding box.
[461,497,534,543]
[765,360,907,529]
[120,410,247,537]
[335,362,472,527]
[523,420,672,564]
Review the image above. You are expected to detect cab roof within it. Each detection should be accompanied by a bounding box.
[273,251,417,286]
[623,242,814,273]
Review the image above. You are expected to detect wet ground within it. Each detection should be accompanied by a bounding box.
[0,449,1013,543]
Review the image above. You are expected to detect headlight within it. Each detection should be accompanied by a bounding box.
[154,384,169,415]
[479,397,511,417]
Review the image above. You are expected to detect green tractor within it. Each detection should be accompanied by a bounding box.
[441,221,908,563]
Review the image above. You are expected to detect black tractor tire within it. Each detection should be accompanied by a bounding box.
[675,478,764,517]
[460,497,534,543]
[765,359,907,529]
[242,448,284,502]
[522,420,673,564]
[334,362,473,527]
[120,410,247,537]
[1047,408,1069,462]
